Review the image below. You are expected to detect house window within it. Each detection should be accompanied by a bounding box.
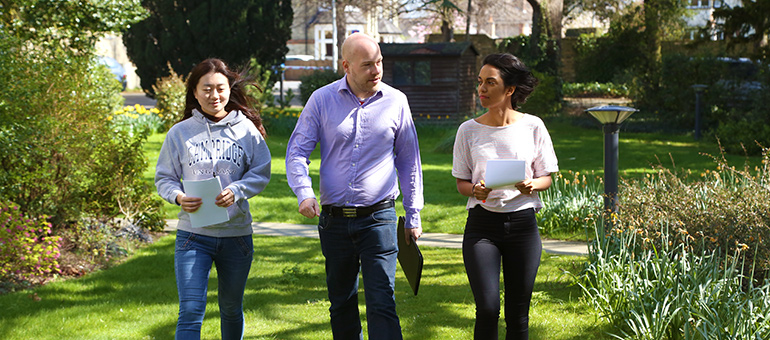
[687,0,709,8]
[393,61,431,85]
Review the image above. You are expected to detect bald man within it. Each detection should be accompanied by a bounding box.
[286,32,424,339]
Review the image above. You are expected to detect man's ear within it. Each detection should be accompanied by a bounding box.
[341,60,349,74]
[507,85,517,96]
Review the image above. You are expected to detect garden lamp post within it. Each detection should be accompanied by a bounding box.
[691,84,707,141]
[586,105,638,221]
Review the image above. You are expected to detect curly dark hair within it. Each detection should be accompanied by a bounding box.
[482,53,539,110]
[182,58,266,137]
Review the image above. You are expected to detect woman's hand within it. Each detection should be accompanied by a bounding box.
[473,180,492,201]
[215,188,235,208]
[516,175,553,195]
[457,178,492,202]
[177,193,203,213]
[515,179,535,195]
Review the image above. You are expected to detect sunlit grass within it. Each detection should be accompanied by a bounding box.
[0,234,611,339]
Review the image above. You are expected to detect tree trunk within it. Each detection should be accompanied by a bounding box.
[441,19,454,42]
[643,0,662,97]
[525,0,562,74]
[527,0,543,53]
[465,0,472,41]
[335,0,348,62]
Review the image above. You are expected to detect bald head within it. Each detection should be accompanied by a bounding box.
[341,33,380,61]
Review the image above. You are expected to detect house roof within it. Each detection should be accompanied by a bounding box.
[378,19,402,35]
[380,42,479,57]
[308,10,366,26]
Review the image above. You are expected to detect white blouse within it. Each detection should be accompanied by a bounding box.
[452,115,559,213]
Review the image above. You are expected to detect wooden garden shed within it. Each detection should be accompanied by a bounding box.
[379,42,479,122]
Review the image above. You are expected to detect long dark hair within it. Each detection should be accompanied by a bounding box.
[182,58,266,137]
[482,53,539,110]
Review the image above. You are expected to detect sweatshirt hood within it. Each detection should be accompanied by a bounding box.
[192,108,247,126]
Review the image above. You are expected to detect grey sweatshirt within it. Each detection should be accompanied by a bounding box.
[155,109,271,237]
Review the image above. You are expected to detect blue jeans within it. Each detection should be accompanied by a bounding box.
[318,207,402,340]
[174,230,253,340]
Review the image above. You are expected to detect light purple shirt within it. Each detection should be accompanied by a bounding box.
[286,76,424,229]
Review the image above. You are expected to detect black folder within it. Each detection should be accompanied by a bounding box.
[397,216,423,295]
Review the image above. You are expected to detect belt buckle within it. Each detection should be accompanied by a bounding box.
[342,207,357,218]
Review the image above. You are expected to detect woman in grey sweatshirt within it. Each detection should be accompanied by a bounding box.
[155,58,271,340]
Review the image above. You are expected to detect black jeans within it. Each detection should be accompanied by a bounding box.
[463,206,541,340]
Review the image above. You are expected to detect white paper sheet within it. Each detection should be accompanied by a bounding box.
[484,159,526,189]
[183,177,229,228]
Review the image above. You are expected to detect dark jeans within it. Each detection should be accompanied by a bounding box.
[317,207,402,340]
[463,206,541,340]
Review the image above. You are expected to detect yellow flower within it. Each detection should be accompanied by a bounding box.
[107,116,113,121]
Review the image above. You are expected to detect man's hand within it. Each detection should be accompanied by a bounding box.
[299,198,320,218]
[177,193,202,213]
[405,226,422,245]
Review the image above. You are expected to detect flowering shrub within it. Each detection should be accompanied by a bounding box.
[578,146,770,339]
[0,201,61,283]
[109,104,165,137]
[152,68,185,132]
[262,107,301,135]
[619,146,770,275]
[563,82,630,98]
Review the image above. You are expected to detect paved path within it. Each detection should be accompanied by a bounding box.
[164,220,588,256]
[122,92,156,108]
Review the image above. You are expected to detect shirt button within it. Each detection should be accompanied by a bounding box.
[352,163,355,166]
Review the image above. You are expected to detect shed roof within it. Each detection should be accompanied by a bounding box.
[380,42,479,57]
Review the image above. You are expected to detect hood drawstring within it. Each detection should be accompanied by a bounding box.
[205,117,238,179]
[205,121,218,178]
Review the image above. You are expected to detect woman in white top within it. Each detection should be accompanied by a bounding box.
[452,53,559,340]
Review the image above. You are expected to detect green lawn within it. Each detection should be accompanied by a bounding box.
[0,234,610,339]
[144,118,761,235]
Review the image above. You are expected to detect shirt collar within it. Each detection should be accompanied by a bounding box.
[337,75,384,103]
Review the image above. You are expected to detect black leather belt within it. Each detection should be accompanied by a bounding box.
[322,199,394,218]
